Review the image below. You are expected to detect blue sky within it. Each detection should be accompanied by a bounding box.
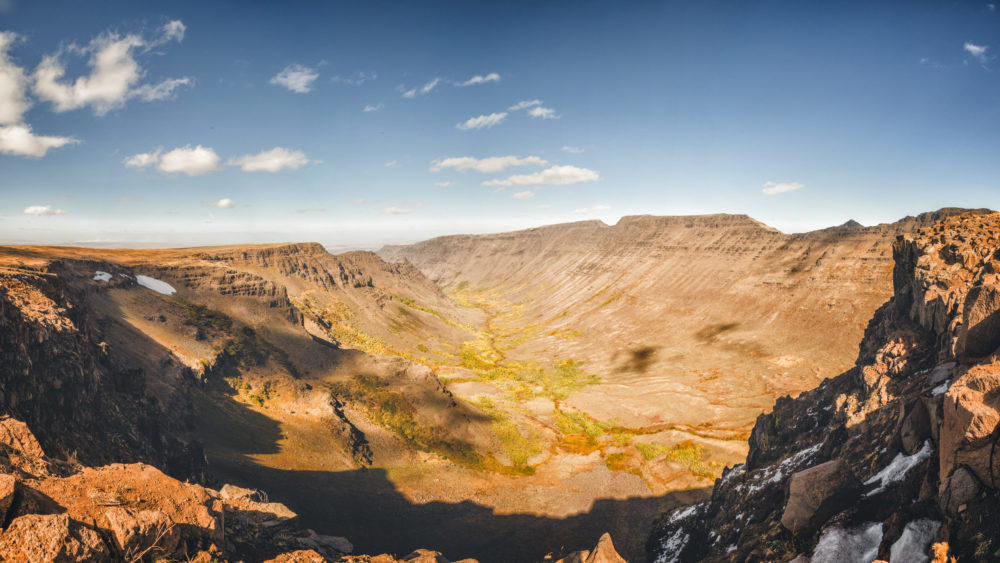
[1,0,998,248]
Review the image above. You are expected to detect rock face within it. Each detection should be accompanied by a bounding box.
[780,460,862,535]
[648,211,1000,563]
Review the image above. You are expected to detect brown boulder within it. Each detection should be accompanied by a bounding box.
[0,416,45,457]
[899,399,932,455]
[584,533,627,563]
[220,483,268,502]
[555,551,589,563]
[781,459,862,535]
[0,474,16,523]
[940,364,1000,487]
[958,284,1000,357]
[402,549,450,562]
[265,550,326,563]
[0,514,111,562]
[104,506,180,558]
[939,466,982,514]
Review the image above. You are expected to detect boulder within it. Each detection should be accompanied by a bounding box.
[299,528,353,555]
[940,363,1000,487]
[899,400,931,455]
[104,507,180,558]
[0,416,45,457]
[958,284,1000,357]
[939,466,982,515]
[781,459,862,535]
[0,474,16,523]
[0,513,111,562]
[584,533,627,563]
[555,551,589,563]
[220,483,268,502]
[265,550,326,563]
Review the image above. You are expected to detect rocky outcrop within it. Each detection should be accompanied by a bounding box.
[648,211,1000,563]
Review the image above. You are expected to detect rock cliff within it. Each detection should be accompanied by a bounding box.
[648,211,1000,562]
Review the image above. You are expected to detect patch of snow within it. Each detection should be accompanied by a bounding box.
[135,275,176,296]
[725,544,737,554]
[118,273,131,279]
[865,440,934,495]
[653,528,689,563]
[93,271,112,282]
[721,463,745,484]
[738,442,823,494]
[931,381,950,396]
[812,522,883,563]
[889,519,941,563]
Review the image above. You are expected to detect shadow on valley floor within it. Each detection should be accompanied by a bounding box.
[193,387,711,563]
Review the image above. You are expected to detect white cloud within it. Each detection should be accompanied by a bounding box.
[270,64,319,93]
[434,181,452,187]
[0,32,30,125]
[402,77,440,98]
[381,206,412,215]
[456,73,500,86]
[160,20,186,43]
[456,112,507,130]
[131,77,192,101]
[332,72,376,85]
[211,198,235,209]
[0,124,76,157]
[508,99,542,111]
[574,205,611,215]
[157,145,222,175]
[32,23,190,115]
[363,103,383,112]
[990,3,996,11]
[23,205,69,216]
[964,42,990,65]
[122,149,161,168]
[483,165,600,187]
[512,190,534,199]
[430,155,547,173]
[762,181,804,195]
[528,106,559,119]
[230,147,309,172]
[349,198,366,205]
[561,146,584,153]
[384,160,399,168]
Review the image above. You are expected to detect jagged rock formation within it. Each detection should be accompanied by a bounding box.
[648,211,1000,562]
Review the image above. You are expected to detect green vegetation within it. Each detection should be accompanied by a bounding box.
[635,441,672,461]
[474,397,543,474]
[328,374,482,468]
[295,297,391,356]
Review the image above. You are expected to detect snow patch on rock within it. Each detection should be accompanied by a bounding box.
[92,271,112,282]
[811,522,883,563]
[889,519,941,563]
[136,275,176,295]
[864,440,933,495]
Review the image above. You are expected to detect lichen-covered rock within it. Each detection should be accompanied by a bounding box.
[0,514,111,562]
[0,415,46,458]
[104,506,181,558]
[0,473,15,522]
[264,549,326,563]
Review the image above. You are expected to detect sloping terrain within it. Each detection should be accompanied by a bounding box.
[648,211,1000,562]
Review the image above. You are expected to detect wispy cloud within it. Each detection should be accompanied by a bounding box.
[456,72,500,86]
[483,165,600,187]
[23,205,70,216]
[332,72,376,85]
[270,63,319,93]
[430,155,547,173]
[574,205,611,215]
[528,106,559,119]
[296,207,327,213]
[761,181,803,195]
[384,160,399,168]
[363,103,383,112]
[508,100,542,111]
[122,149,161,168]
[434,181,453,187]
[964,42,991,66]
[456,112,507,130]
[210,198,235,209]
[32,21,191,115]
[512,190,534,199]
[230,147,309,172]
[381,205,413,215]
[561,146,584,154]
[402,77,441,98]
